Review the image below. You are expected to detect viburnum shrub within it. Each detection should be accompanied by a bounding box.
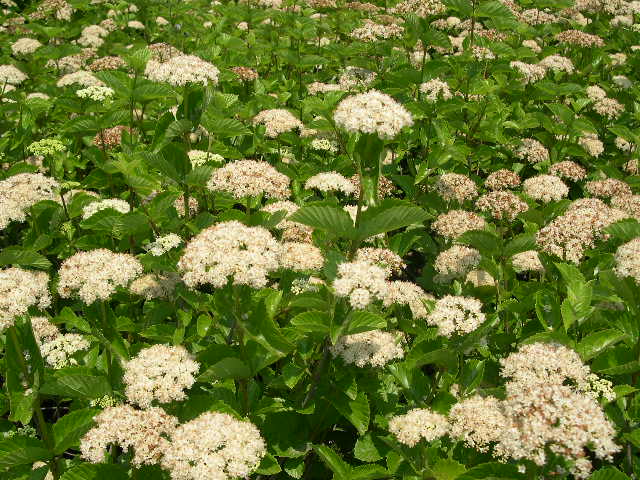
[0,0,639,478]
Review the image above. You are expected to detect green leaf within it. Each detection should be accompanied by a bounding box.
[624,429,640,448]
[0,247,51,269]
[456,462,524,480]
[244,301,295,373]
[94,71,131,96]
[313,445,351,480]
[442,0,473,16]
[608,125,639,145]
[79,209,124,232]
[185,165,215,188]
[196,314,213,337]
[456,230,501,257]
[555,263,594,327]
[285,457,305,479]
[353,134,385,207]
[164,119,193,140]
[345,311,387,335]
[431,458,467,480]
[132,82,173,102]
[59,464,129,480]
[588,467,630,480]
[604,219,640,243]
[290,205,356,239]
[112,212,150,239]
[576,329,625,361]
[255,453,282,475]
[354,434,385,462]
[330,391,370,435]
[355,200,428,242]
[40,373,111,399]
[201,115,251,138]
[350,464,390,480]
[503,233,536,257]
[53,408,99,454]
[5,325,39,424]
[547,103,575,126]
[125,47,151,72]
[290,311,330,334]
[156,143,191,182]
[198,357,251,381]
[460,359,485,395]
[0,436,52,469]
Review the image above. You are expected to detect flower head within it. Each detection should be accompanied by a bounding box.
[333,90,413,139]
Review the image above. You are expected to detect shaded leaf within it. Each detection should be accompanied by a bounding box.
[0,437,52,469]
[53,408,99,454]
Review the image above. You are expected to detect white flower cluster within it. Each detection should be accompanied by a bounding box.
[523,174,569,203]
[305,171,356,195]
[354,247,405,276]
[485,169,521,190]
[431,210,486,240]
[58,249,143,304]
[395,343,619,478]
[11,37,42,55]
[614,237,640,283]
[333,90,413,139]
[332,260,389,309]
[81,198,130,219]
[536,202,628,263]
[516,138,549,163]
[76,85,115,102]
[434,173,478,203]
[585,178,632,198]
[130,273,181,300]
[178,221,281,289]
[493,343,620,477]
[426,295,485,337]
[0,269,51,331]
[123,344,199,408]
[579,131,604,157]
[78,25,107,48]
[419,78,452,101]
[261,200,313,242]
[160,412,266,480]
[475,191,529,221]
[146,234,182,256]
[32,316,90,368]
[0,64,28,85]
[81,405,178,466]
[449,395,506,452]
[510,61,546,84]
[127,20,145,29]
[549,160,587,181]
[350,20,404,42]
[388,408,449,447]
[0,173,59,230]
[253,109,303,137]
[207,160,291,200]
[383,281,433,319]
[279,242,324,271]
[145,55,220,86]
[434,245,481,281]
[511,250,544,273]
[538,54,574,73]
[331,330,404,367]
[57,70,104,88]
[338,66,377,91]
